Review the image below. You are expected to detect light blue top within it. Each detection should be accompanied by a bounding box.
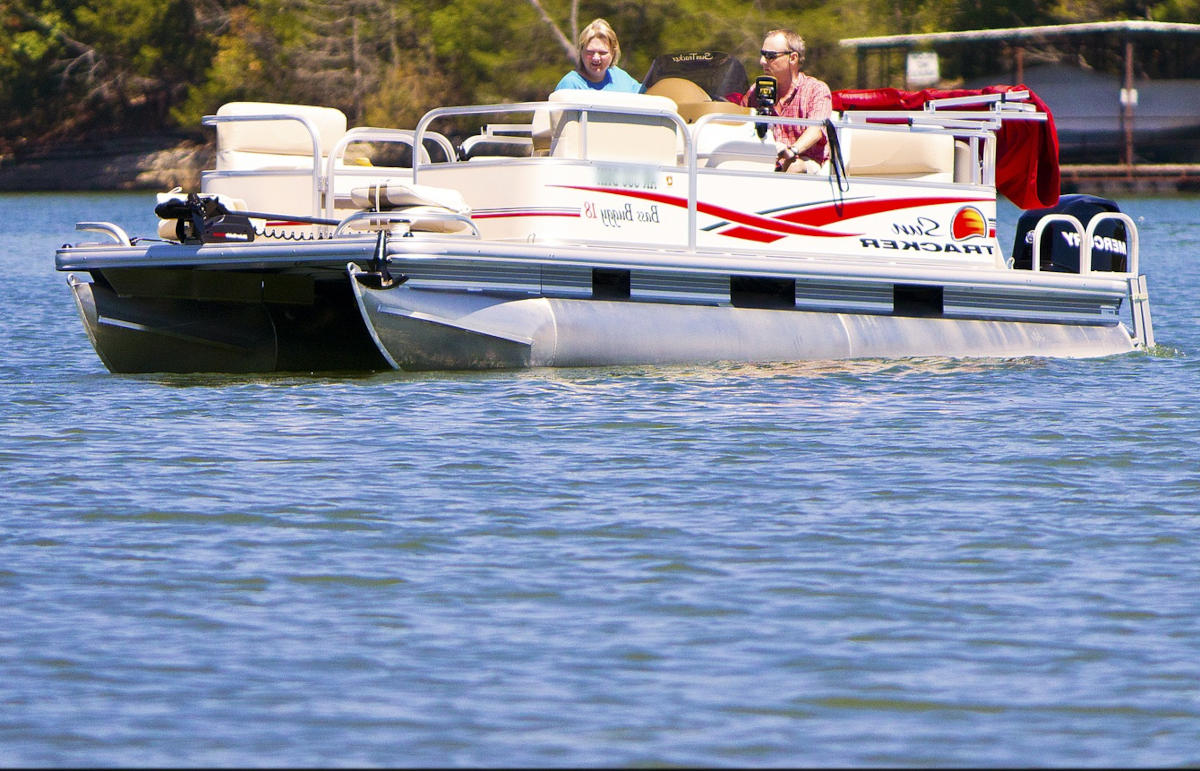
[554,65,643,93]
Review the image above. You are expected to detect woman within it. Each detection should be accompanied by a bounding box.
[555,18,642,93]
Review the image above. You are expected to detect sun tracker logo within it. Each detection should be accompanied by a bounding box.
[951,206,987,240]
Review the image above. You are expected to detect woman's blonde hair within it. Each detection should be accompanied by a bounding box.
[577,18,621,68]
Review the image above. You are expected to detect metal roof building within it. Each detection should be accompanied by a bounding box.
[839,21,1200,165]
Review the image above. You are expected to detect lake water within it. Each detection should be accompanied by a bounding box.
[2,191,1199,767]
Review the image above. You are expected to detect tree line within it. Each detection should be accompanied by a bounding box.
[3,0,1197,156]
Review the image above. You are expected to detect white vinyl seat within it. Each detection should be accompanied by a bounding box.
[202,102,349,219]
[212,101,347,171]
[692,118,778,171]
[838,126,956,181]
[545,90,681,166]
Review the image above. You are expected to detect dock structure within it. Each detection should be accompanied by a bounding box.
[1059,163,1200,195]
[839,21,1200,191]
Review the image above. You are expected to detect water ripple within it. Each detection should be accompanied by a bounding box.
[3,193,1200,766]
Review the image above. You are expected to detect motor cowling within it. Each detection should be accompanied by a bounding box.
[1012,194,1129,273]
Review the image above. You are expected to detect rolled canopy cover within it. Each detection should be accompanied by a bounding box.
[832,85,1060,210]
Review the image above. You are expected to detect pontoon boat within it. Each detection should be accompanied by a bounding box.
[55,51,1154,373]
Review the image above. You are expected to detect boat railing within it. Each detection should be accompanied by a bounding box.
[613,107,949,244]
[1028,212,1139,276]
[828,114,997,186]
[1081,211,1152,346]
[204,112,458,225]
[413,100,999,250]
[690,110,993,243]
[923,90,1039,113]
[202,112,325,217]
[1026,209,1150,347]
[842,110,1044,133]
[411,98,694,170]
[75,222,132,247]
[839,92,1045,187]
[333,209,480,238]
[1088,212,1139,276]
[472,122,536,137]
[323,127,457,219]
[413,99,698,245]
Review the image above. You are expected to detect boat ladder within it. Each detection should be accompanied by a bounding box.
[1028,212,1154,350]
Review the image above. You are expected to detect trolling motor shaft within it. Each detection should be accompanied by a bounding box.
[154,193,341,244]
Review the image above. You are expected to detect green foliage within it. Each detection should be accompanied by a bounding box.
[430,0,566,102]
[1149,0,1200,19]
[1,0,212,150]
[169,6,275,128]
[1,4,73,139]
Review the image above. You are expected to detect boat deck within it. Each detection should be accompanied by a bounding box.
[1061,164,1200,195]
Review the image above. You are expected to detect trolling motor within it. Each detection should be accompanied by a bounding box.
[753,75,777,139]
[154,192,343,244]
[154,193,257,244]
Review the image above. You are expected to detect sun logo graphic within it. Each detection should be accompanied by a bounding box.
[951,206,988,240]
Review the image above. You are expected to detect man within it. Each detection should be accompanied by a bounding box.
[744,29,832,173]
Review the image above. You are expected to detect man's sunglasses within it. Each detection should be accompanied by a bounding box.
[760,50,792,60]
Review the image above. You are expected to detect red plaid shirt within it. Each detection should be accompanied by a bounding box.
[744,73,832,163]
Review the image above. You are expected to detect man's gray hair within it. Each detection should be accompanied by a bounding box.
[766,28,806,65]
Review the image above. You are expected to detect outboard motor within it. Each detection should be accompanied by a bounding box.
[1012,194,1129,273]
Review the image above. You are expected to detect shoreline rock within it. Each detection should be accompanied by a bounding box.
[0,135,214,193]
